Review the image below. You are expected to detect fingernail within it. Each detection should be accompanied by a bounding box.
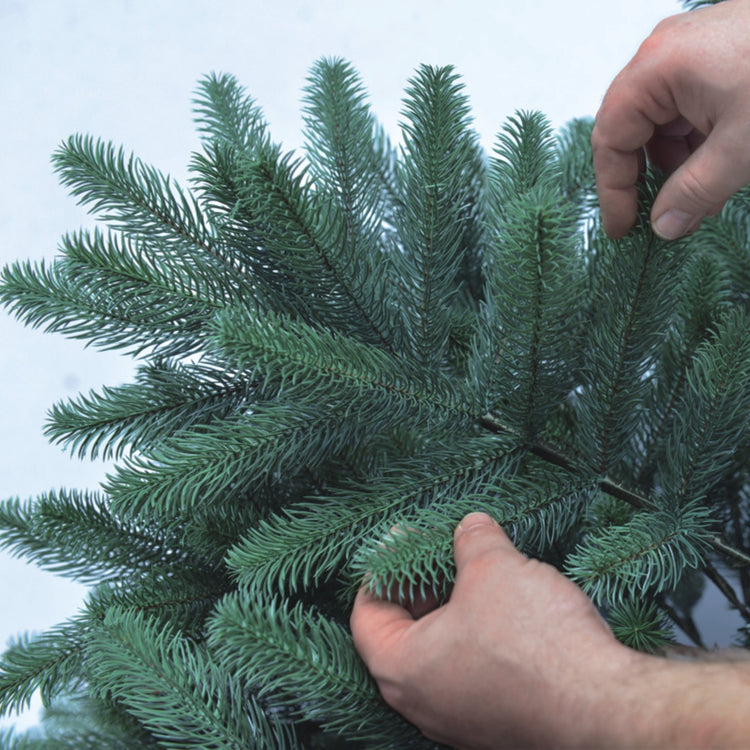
[458,512,497,532]
[652,209,695,240]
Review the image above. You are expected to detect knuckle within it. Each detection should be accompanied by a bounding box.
[376,679,405,711]
[678,163,723,208]
[590,124,604,154]
[457,546,504,583]
[648,13,684,43]
[634,13,683,63]
[651,14,680,36]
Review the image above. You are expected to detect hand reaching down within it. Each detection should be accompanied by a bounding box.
[592,0,750,239]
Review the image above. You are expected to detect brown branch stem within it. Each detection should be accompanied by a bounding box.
[703,562,750,622]
[478,412,750,571]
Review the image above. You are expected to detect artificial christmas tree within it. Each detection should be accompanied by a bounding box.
[2,42,750,748]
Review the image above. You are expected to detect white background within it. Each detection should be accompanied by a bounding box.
[3,0,726,731]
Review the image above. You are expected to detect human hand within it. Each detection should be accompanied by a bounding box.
[591,0,750,240]
[349,513,641,749]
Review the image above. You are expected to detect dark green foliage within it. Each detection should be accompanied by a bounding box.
[0,619,88,717]
[228,435,520,599]
[45,359,255,461]
[86,609,294,749]
[565,502,713,604]
[0,490,193,583]
[476,111,583,437]
[208,596,422,747]
[2,53,750,747]
[608,599,673,654]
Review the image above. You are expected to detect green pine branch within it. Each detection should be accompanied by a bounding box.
[192,72,268,153]
[492,110,559,197]
[693,189,750,302]
[0,619,87,717]
[555,117,596,207]
[226,435,520,596]
[53,135,214,261]
[1,690,160,748]
[45,359,254,461]
[213,307,478,427]
[222,134,398,344]
[103,404,375,518]
[352,472,594,601]
[576,222,686,475]
[302,57,402,351]
[478,195,582,434]
[87,609,294,750]
[390,64,484,366]
[565,503,713,604]
[660,308,750,503]
[59,227,250,312]
[0,223,248,358]
[632,250,730,484]
[0,490,198,584]
[208,594,427,748]
[472,112,585,437]
[86,569,232,640]
[0,257,206,359]
[608,598,673,653]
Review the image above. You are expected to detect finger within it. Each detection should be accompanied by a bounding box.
[651,122,750,239]
[350,585,415,670]
[397,586,443,619]
[452,512,521,572]
[592,62,680,238]
[591,138,645,239]
[646,118,703,174]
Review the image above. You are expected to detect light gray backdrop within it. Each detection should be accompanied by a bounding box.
[3,0,714,731]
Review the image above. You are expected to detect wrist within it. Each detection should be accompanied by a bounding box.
[558,641,649,749]
[583,646,750,750]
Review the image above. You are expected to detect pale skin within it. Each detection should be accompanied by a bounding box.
[593,0,750,239]
[351,2,750,747]
[352,514,750,749]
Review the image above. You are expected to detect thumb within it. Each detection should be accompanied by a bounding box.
[651,123,750,240]
[453,512,521,572]
[350,585,414,671]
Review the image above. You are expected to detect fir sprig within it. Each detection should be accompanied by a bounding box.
[302,58,400,350]
[0,619,87,716]
[1,692,160,748]
[0,490,195,584]
[0,220,253,358]
[608,598,674,653]
[192,72,268,153]
[213,307,478,427]
[352,472,594,601]
[576,223,686,475]
[226,435,520,596]
[660,307,750,503]
[45,359,253,461]
[208,595,427,748]
[103,407,367,517]
[391,64,485,367]
[566,502,713,604]
[87,609,294,750]
[632,250,731,484]
[53,135,213,259]
[0,256,207,359]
